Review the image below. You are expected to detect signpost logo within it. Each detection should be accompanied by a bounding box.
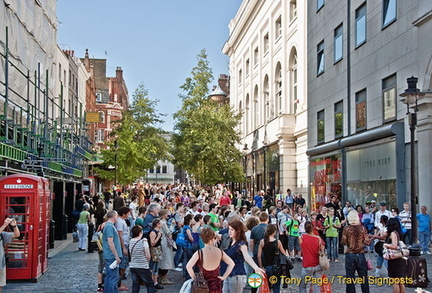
[247,273,263,288]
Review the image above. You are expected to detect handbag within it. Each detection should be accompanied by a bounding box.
[150,246,163,262]
[318,240,330,271]
[280,254,294,270]
[192,250,209,293]
[90,231,103,251]
[383,240,409,260]
[374,241,384,256]
[320,274,332,293]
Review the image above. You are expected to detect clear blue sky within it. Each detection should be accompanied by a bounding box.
[57,0,242,131]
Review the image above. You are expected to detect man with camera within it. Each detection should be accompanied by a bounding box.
[0,217,20,291]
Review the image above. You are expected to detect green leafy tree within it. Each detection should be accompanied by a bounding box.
[95,84,167,185]
[172,49,243,185]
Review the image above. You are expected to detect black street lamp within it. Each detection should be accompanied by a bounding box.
[399,76,424,255]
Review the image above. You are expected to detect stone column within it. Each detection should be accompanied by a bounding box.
[416,94,432,212]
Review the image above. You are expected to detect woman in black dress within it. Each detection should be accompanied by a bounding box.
[383,218,406,293]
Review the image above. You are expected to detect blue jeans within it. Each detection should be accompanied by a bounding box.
[376,254,388,269]
[130,268,155,293]
[174,245,183,267]
[419,231,430,253]
[345,253,369,293]
[104,258,119,293]
[183,247,193,279]
[299,264,322,293]
[326,237,338,260]
[404,229,412,245]
[264,265,280,293]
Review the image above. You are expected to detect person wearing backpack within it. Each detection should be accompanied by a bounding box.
[323,207,341,262]
[285,213,302,261]
[186,228,235,293]
[176,214,194,280]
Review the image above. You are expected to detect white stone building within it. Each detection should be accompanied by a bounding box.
[306,0,432,212]
[223,0,308,197]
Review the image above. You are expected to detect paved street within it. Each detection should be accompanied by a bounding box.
[4,235,432,292]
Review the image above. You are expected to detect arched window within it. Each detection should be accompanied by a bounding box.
[275,62,282,114]
[245,94,250,133]
[263,75,269,121]
[254,85,259,128]
[289,48,298,113]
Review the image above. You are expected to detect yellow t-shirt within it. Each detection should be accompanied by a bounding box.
[78,211,90,224]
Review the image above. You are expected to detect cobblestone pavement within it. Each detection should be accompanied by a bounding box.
[4,236,432,292]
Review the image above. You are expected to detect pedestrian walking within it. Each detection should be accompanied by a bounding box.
[298,221,324,293]
[221,220,265,293]
[186,227,235,293]
[129,225,155,293]
[77,203,91,251]
[417,206,431,254]
[0,217,20,291]
[323,207,341,262]
[341,210,372,293]
[115,206,131,291]
[383,218,407,293]
[148,218,164,290]
[257,224,288,293]
[102,210,123,293]
[158,209,174,285]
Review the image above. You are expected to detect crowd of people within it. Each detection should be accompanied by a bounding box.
[70,183,431,293]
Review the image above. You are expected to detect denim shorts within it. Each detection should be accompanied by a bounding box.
[119,255,129,269]
[149,260,159,275]
[288,235,301,251]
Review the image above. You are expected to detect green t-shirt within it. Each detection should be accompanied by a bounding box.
[208,213,219,231]
[78,211,90,224]
[324,216,340,237]
[285,218,299,237]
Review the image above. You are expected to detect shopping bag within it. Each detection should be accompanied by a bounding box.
[320,274,332,293]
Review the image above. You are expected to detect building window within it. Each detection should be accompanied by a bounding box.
[383,0,396,27]
[317,41,325,75]
[355,3,367,47]
[149,168,154,174]
[291,51,298,113]
[264,33,269,54]
[59,64,62,80]
[254,47,259,66]
[275,63,282,114]
[96,129,104,143]
[156,166,161,173]
[290,0,297,21]
[162,165,167,173]
[317,110,325,144]
[96,92,102,102]
[238,69,243,86]
[254,85,259,127]
[246,94,250,133]
[355,89,367,131]
[239,101,243,131]
[382,74,397,122]
[264,75,270,120]
[334,101,343,138]
[317,0,324,11]
[245,59,250,76]
[275,16,282,40]
[334,24,343,63]
[99,111,105,123]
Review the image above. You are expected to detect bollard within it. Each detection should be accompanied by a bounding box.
[88,222,94,253]
[49,219,55,249]
[62,214,68,240]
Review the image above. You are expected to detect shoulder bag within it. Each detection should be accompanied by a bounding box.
[383,233,409,260]
[192,249,209,293]
[318,238,330,271]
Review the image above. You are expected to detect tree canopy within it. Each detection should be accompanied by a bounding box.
[172,49,243,185]
[95,84,168,185]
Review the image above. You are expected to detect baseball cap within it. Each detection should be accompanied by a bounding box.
[380,202,386,206]
[371,200,376,203]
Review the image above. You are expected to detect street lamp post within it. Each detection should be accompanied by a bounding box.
[400,76,424,255]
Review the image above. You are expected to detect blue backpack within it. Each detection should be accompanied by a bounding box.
[398,217,407,235]
[176,227,192,248]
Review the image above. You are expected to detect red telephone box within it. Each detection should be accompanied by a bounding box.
[0,174,50,281]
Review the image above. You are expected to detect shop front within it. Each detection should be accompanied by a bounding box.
[307,122,405,212]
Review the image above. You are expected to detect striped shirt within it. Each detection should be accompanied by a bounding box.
[129,238,150,269]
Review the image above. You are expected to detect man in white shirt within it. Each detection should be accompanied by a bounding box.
[399,202,412,244]
[115,206,131,289]
[374,202,391,231]
[128,196,138,227]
